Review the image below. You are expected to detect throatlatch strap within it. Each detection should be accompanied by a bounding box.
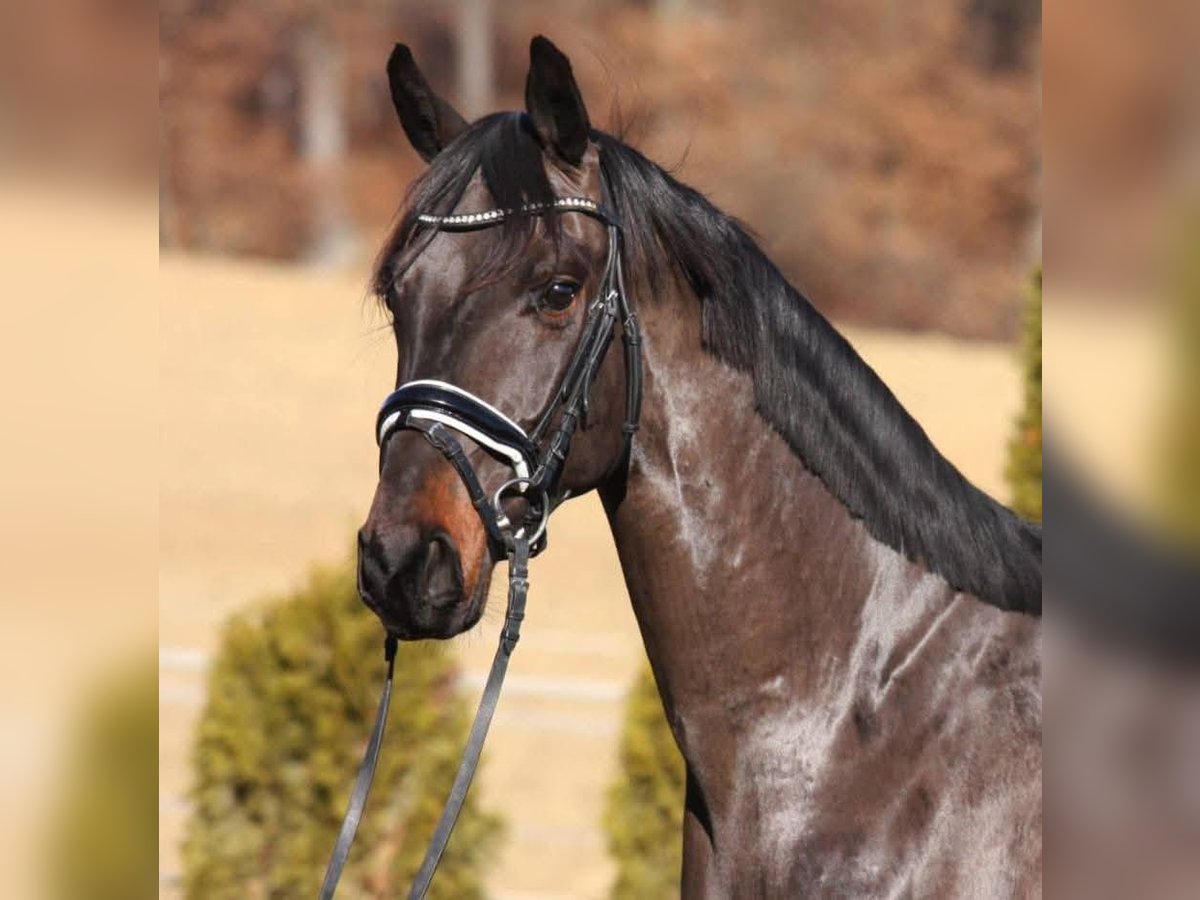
[318,537,531,899]
[319,634,398,900]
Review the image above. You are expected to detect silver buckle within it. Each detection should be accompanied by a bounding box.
[491,477,551,547]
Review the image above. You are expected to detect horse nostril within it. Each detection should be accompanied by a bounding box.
[357,529,389,607]
[358,526,465,623]
[421,533,462,607]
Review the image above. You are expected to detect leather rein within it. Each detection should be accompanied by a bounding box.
[319,188,642,899]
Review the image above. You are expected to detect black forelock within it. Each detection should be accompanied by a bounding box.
[372,112,561,299]
[371,116,1041,614]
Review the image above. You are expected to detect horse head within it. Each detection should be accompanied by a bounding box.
[357,37,637,639]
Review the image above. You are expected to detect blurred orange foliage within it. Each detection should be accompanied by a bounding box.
[158,0,1040,337]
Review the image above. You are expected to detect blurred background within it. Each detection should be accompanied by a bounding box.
[0,0,1197,897]
[0,0,157,897]
[158,0,1041,338]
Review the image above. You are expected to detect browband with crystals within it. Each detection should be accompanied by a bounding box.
[416,196,617,230]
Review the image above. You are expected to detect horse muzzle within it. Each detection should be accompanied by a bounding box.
[358,379,551,638]
[356,525,481,639]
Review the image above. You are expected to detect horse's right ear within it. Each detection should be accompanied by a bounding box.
[524,35,590,167]
[387,44,468,163]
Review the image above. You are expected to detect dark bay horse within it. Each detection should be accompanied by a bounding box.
[357,36,1042,897]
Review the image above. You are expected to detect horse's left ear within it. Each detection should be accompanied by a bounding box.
[387,43,468,163]
[524,35,591,167]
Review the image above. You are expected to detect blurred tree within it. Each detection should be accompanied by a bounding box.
[182,556,501,899]
[1006,266,1042,521]
[604,663,685,899]
[964,0,1040,71]
[657,0,691,18]
[160,0,1040,339]
[458,0,494,117]
[47,656,157,900]
[299,19,356,266]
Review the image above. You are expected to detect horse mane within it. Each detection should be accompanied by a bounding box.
[374,113,1042,614]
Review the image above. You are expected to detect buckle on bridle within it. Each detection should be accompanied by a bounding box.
[491,476,550,552]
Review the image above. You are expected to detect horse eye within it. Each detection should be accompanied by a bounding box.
[539,279,581,313]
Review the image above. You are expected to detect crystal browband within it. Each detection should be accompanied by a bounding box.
[416,196,609,229]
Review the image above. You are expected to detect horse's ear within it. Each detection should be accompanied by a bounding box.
[524,35,591,167]
[387,43,468,163]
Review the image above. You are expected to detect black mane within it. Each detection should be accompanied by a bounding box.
[375,113,1042,614]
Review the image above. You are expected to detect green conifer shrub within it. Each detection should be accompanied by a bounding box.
[182,558,501,898]
[1007,266,1043,520]
[1160,220,1200,545]
[603,663,685,899]
[48,656,157,900]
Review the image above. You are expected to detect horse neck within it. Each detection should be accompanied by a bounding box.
[598,274,968,808]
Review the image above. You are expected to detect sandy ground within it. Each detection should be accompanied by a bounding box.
[0,177,158,899]
[158,248,1046,899]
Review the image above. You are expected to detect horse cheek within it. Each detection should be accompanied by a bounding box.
[412,466,489,599]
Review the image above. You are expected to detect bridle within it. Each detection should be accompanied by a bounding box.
[320,186,642,899]
[373,194,642,560]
